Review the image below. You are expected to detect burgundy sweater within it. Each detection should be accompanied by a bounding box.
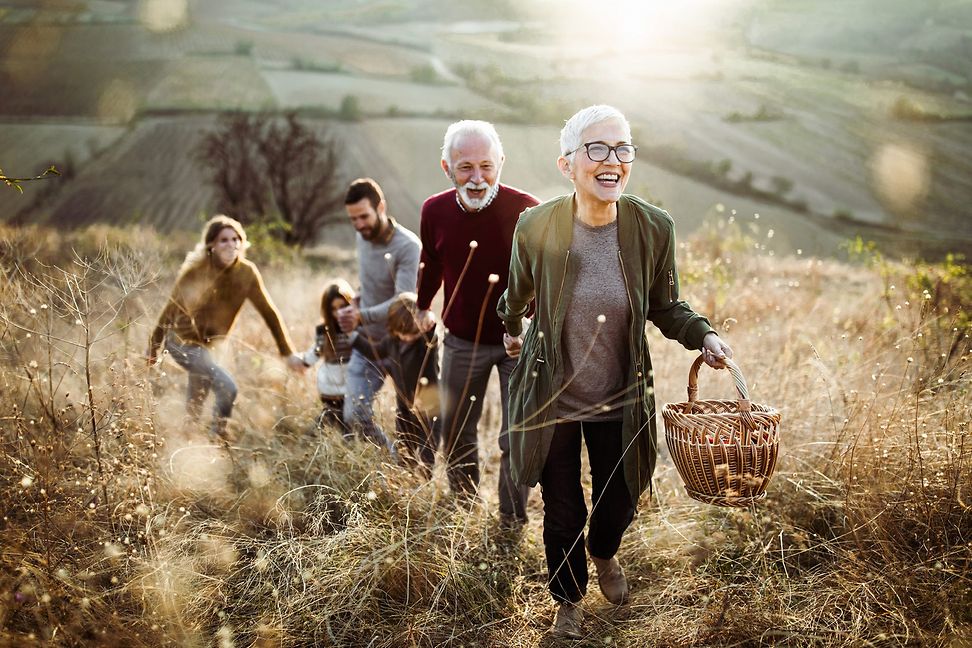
[418,184,539,345]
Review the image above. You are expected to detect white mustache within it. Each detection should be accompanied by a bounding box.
[463,181,490,191]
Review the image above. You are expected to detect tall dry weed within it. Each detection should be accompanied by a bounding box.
[0,223,968,647]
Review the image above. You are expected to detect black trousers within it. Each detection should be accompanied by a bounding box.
[540,419,636,603]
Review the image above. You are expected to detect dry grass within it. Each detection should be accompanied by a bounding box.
[0,222,969,647]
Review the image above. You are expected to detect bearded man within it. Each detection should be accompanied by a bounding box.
[339,177,421,453]
[416,121,539,526]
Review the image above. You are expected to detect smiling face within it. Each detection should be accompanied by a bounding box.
[559,118,632,206]
[210,226,242,268]
[442,132,504,211]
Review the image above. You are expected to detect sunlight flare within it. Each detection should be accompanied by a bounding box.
[138,0,189,33]
[870,143,930,214]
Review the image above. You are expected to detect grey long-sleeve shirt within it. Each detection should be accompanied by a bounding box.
[356,220,421,339]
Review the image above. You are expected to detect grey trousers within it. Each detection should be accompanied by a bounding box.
[441,333,529,521]
[342,349,396,453]
[165,338,238,428]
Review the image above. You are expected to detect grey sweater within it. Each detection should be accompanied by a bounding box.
[556,217,630,421]
[356,219,421,339]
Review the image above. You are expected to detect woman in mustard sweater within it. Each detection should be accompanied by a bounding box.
[147,215,304,437]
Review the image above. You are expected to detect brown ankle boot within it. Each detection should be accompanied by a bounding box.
[591,555,629,604]
[551,602,584,640]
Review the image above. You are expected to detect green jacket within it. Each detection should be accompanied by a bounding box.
[497,194,714,506]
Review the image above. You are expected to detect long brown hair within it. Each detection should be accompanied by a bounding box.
[179,214,250,275]
[321,278,355,333]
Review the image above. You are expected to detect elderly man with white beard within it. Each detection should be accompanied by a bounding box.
[416,120,539,527]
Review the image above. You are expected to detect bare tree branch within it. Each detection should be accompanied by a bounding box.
[1,165,60,193]
[195,113,347,246]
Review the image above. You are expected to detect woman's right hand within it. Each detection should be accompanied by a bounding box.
[503,333,523,358]
[701,332,732,369]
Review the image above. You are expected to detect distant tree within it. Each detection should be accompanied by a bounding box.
[195,112,346,246]
[338,95,362,122]
[410,64,441,84]
[736,171,754,191]
[770,175,794,196]
[833,207,855,222]
[890,96,933,121]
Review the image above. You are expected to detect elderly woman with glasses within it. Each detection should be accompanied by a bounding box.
[498,105,732,639]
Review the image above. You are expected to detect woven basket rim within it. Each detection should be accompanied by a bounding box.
[661,399,779,415]
[684,488,768,506]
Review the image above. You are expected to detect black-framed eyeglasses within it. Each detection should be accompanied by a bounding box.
[564,141,638,163]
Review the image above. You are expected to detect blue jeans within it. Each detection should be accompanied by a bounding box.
[165,338,238,428]
[441,334,529,522]
[343,349,396,453]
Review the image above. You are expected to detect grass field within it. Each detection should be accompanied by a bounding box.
[1,5,970,645]
[0,223,968,646]
[3,111,946,260]
[145,56,276,111]
[12,116,222,233]
[2,0,970,257]
[262,71,504,115]
[0,121,125,211]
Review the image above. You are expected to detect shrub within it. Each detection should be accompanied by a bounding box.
[338,95,362,122]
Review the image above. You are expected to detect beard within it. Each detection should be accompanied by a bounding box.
[357,217,385,241]
[453,176,501,212]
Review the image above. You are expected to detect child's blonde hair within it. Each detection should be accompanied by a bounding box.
[387,292,420,336]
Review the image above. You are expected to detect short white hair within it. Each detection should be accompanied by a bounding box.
[559,105,632,158]
[441,120,504,170]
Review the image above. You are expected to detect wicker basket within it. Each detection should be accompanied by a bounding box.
[662,354,781,507]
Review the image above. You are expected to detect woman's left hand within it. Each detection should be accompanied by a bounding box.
[701,332,733,369]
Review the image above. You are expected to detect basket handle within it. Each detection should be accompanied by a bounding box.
[686,354,757,432]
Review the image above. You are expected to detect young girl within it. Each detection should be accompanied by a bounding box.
[301,279,356,434]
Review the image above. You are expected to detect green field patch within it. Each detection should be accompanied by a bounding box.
[145,57,277,111]
[0,122,125,179]
[261,70,504,116]
[0,58,164,119]
[15,116,221,232]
